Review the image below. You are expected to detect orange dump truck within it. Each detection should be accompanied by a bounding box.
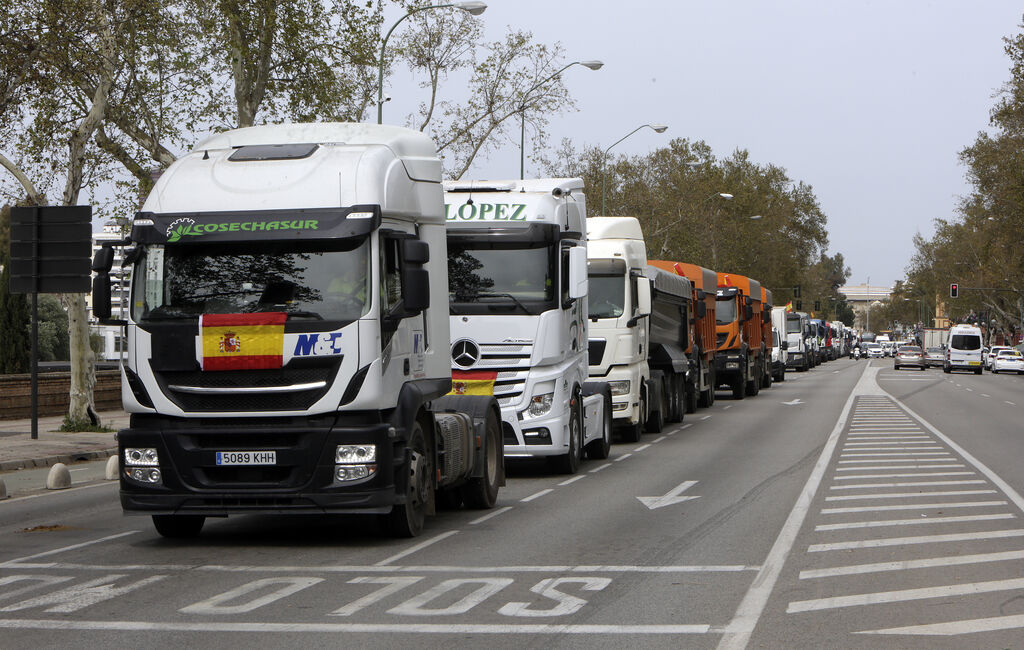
[761,287,774,388]
[715,272,768,399]
[649,260,718,409]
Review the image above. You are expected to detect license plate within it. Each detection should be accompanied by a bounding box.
[968,361,980,366]
[216,451,277,465]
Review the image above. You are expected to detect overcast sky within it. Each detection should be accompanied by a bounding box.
[413,0,1022,289]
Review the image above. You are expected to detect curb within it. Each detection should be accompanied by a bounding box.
[0,448,118,473]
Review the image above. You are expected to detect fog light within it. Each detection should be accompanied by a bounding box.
[336,444,376,464]
[125,467,162,484]
[124,448,159,466]
[612,402,628,412]
[335,464,376,481]
[726,362,739,369]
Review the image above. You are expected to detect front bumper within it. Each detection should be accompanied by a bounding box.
[119,414,402,516]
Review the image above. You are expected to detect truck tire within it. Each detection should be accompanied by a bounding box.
[698,369,713,408]
[553,393,583,474]
[620,391,645,443]
[645,381,665,433]
[462,407,502,509]
[685,375,699,414]
[975,366,983,375]
[746,361,760,396]
[666,375,683,423]
[732,365,747,400]
[152,515,205,539]
[387,421,433,538]
[585,385,612,460]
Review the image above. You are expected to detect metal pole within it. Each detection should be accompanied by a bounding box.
[520,111,526,180]
[30,206,39,440]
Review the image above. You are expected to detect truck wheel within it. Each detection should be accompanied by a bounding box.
[732,367,747,399]
[645,383,665,433]
[975,366,983,375]
[620,392,645,443]
[666,375,682,423]
[152,515,205,539]
[685,377,699,414]
[387,422,433,538]
[463,408,501,509]
[585,388,612,460]
[553,395,583,474]
[746,363,760,396]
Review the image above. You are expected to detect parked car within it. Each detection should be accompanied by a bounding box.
[894,345,926,371]
[865,343,885,358]
[992,349,1024,374]
[985,346,1012,370]
[925,347,945,367]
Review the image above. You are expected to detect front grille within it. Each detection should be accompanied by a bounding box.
[588,339,607,366]
[198,466,293,484]
[454,342,533,409]
[153,360,340,412]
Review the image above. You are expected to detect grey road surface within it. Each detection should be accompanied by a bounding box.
[1,359,1022,648]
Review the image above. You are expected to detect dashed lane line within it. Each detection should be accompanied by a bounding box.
[469,506,513,525]
[558,475,586,486]
[520,489,554,503]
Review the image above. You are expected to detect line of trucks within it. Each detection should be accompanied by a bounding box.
[90,123,842,539]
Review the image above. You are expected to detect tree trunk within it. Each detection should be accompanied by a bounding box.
[63,292,98,425]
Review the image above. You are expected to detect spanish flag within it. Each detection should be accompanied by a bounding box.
[449,370,497,396]
[200,312,287,371]
[785,301,793,312]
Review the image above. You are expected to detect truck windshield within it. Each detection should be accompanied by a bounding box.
[447,241,556,315]
[588,271,626,319]
[716,296,737,325]
[132,238,371,322]
[785,317,802,334]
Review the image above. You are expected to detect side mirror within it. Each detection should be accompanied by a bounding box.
[92,246,114,272]
[567,246,587,300]
[400,239,430,314]
[92,273,112,319]
[401,239,429,265]
[781,340,789,350]
[697,300,707,319]
[636,275,652,315]
[745,305,754,321]
[763,309,771,324]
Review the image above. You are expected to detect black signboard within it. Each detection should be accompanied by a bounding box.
[8,206,92,294]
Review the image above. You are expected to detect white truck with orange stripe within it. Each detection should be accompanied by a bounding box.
[91,123,504,538]
[444,179,612,474]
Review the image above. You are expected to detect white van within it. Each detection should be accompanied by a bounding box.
[944,324,983,374]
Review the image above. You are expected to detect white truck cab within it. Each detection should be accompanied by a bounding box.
[443,179,610,473]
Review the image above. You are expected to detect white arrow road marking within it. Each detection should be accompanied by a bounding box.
[782,398,803,406]
[637,480,700,510]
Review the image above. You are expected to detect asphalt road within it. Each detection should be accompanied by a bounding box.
[1,358,1022,648]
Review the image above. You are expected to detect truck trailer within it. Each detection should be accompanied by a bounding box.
[443,179,611,474]
[92,123,506,539]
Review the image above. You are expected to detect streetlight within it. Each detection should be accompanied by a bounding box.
[376,2,487,125]
[601,123,668,214]
[518,60,603,179]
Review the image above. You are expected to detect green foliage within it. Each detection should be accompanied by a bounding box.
[34,294,69,362]
[908,21,1024,338]
[58,416,114,433]
[542,138,836,297]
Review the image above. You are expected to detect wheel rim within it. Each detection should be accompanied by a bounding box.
[409,449,427,509]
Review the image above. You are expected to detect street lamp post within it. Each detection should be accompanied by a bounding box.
[518,60,603,179]
[600,123,668,214]
[376,2,487,125]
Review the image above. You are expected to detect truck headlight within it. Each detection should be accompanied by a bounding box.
[124,448,159,466]
[528,392,554,417]
[336,444,376,464]
[335,444,377,482]
[607,380,631,396]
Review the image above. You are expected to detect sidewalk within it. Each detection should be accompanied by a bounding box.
[0,410,128,472]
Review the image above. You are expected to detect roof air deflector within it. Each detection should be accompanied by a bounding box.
[228,143,320,162]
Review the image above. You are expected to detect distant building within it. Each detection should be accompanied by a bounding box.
[838,283,893,332]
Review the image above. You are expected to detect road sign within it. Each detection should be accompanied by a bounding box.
[8,206,92,294]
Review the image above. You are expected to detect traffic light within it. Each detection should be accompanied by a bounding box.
[950,283,959,298]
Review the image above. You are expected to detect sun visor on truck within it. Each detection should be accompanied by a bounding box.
[130,206,382,245]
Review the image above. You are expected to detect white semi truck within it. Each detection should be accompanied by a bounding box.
[585,217,692,441]
[443,179,611,474]
[783,310,812,371]
[92,123,505,539]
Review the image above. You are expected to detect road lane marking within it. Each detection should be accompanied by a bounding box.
[815,513,1015,531]
[858,613,1024,636]
[832,472,975,479]
[836,464,965,470]
[0,531,138,567]
[839,452,948,457]
[838,459,955,464]
[558,476,586,486]
[634,443,651,452]
[821,500,1007,514]
[0,620,714,634]
[716,360,869,650]
[981,393,991,397]
[799,550,1024,580]
[723,405,732,410]
[520,489,554,503]
[787,576,1024,613]
[469,506,513,525]
[1006,401,1016,406]
[824,490,996,501]
[374,532,459,567]
[652,436,666,444]
[588,464,610,474]
[700,415,711,421]
[2,562,762,574]
[613,454,632,462]
[808,529,1024,552]
[829,480,986,489]
[680,423,692,429]
[841,446,942,450]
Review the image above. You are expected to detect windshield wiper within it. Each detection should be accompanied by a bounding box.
[477,291,531,314]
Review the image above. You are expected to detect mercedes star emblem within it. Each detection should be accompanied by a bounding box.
[451,339,480,368]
